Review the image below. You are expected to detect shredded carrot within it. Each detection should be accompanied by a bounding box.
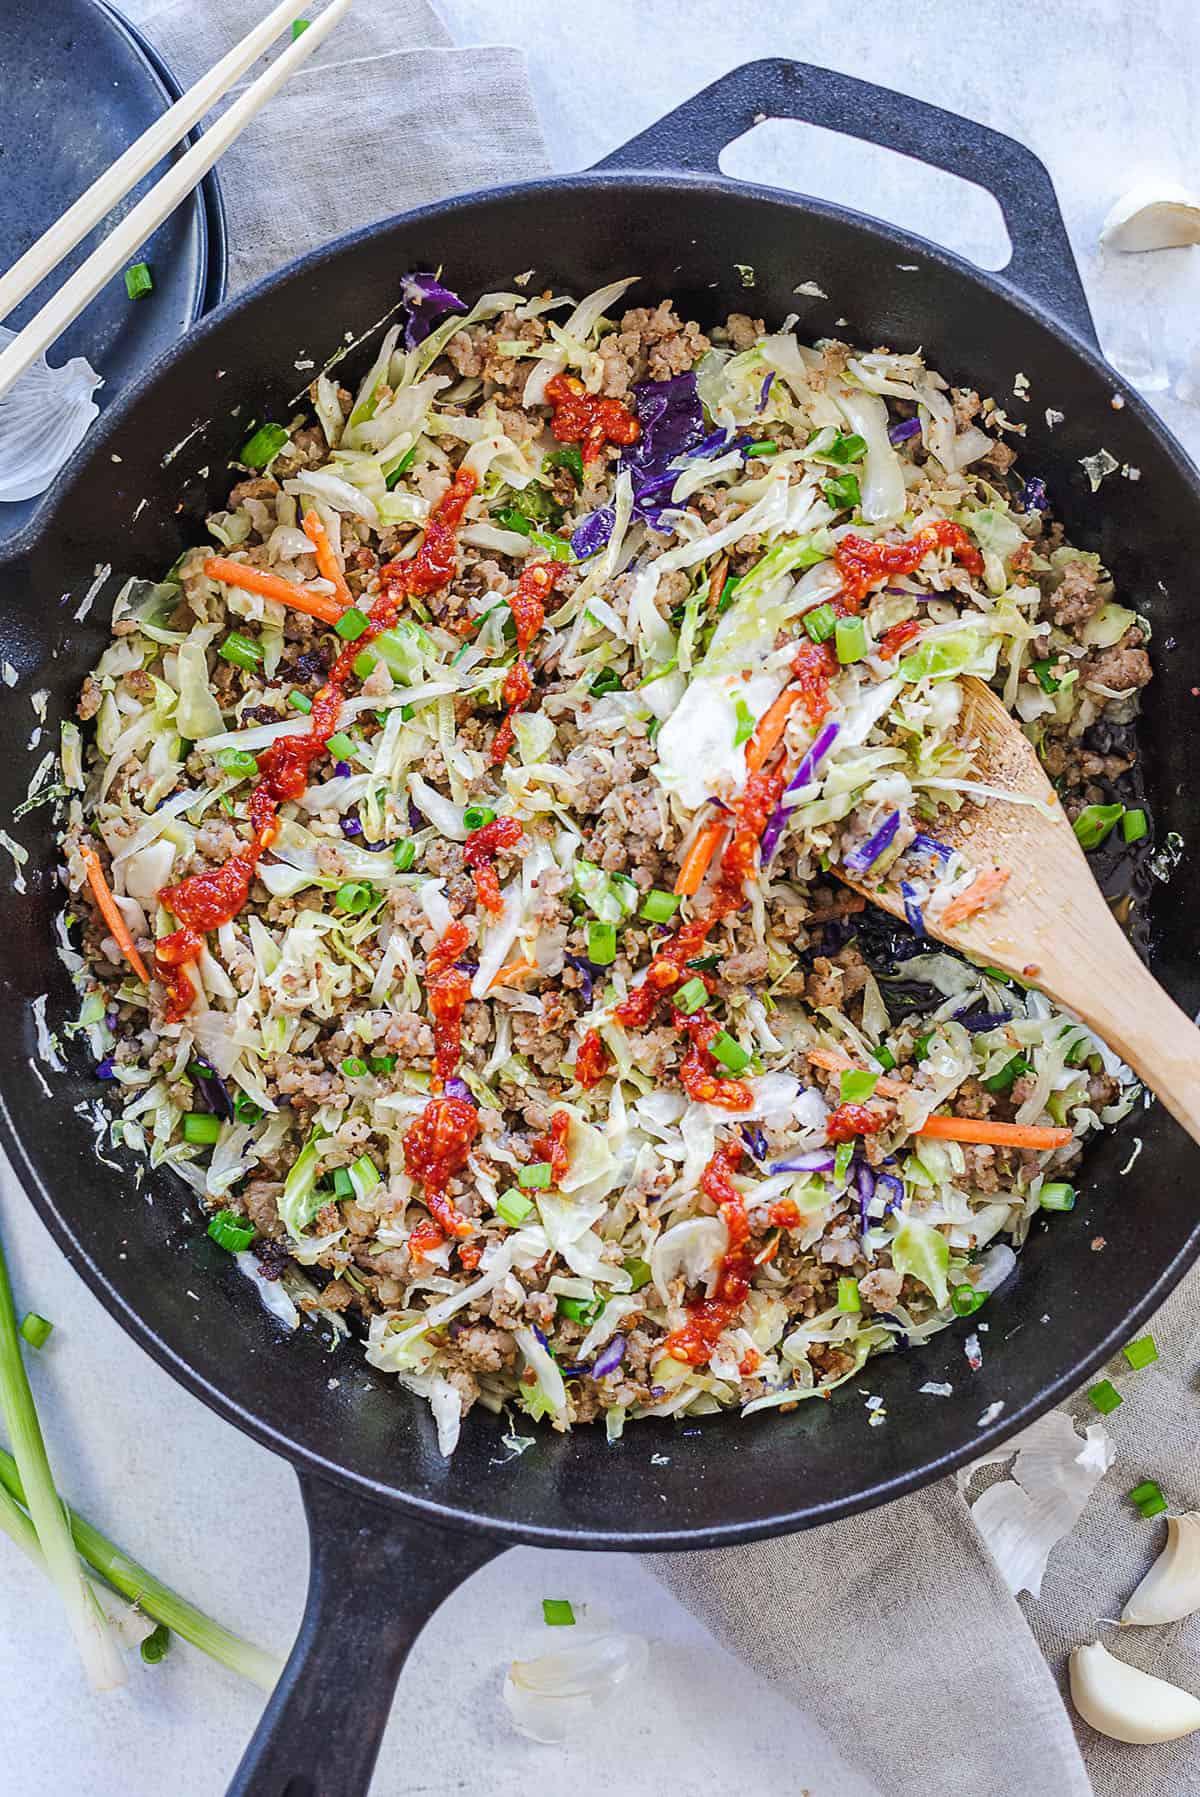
[488,959,536,990]
[941,865,1011,927]
[79,843,150,984]
[302,509,353,607]
[805,1046,906,1098]
[916,1114,1073,1151]
[203,557,344,626]
[746,686,803,774]
[706,555,729,610]
[674,819,728,897]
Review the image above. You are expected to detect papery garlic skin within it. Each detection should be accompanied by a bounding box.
[1069,1641,1200,1744]
[1101,183,1200,253]
[0,326,102,503]
[1122,1513,1200,1626]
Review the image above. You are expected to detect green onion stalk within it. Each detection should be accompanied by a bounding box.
[0,1444,281,1691]
[0,1232,125,1689]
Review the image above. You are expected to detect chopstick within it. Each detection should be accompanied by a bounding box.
[0,0,315,329]
[0,0,352,405]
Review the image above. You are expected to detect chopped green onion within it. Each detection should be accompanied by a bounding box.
[673,978,708,1015]
[641,888,680,923]
[835,616,868,664]
[140,1623,171,1665]
[216,748,259,780]
[711,1031,751,1074]
[238,423,289,470]
[1129,1478,1162,1507]
[733,698,755,747]
[1039,1181,1076,1212]
[384,444,418,487]
[717,576,739,615]
[332,1167,355,1199]
[233,1092,263,1125]
[836,1276,860,1314]
[518,1162,552,1190]
[983,1052,1030,1094]
[219,632,263,672]
[292,17,310,37]
[1073,803,1125,851]
[124,262,153,301]
[1123,1334,1159,1370]
[623,1256,652,1291]
[686,954,721,972]
[982,966,1014,985]
[206,1210,255,1254]
[183,1113,221,1145]
[463,805,496,832]
[341,1057,368,1079]
[587,921,617,965]
[1137,1489,1169,1519]
[589,668,623,697]
[951,1283,987,1317]
[913,1033,933,1061]
[334,881,376,914]
[822,472,861,510]
[287,690,313,713]
[545,445,585,487]
[542,1599,575,1627]
[834,1141,854,1184]
[745,440,778,458]
[1121,808,1148,844]
[870,1045,896,1073]
[393,840,416,871]
[1088,1379,1123,1415]
[19,1313,52,1350]
[334,607,370,642]
[326,731,356,761]
[496,1189,534,1227]
[368,1053,397,1076]
[804,603,837,644]
[1031,658,1061,694]
[823,431,868,465]
[839,1069,878,1103]
[557,1296,605,1325]
[350,1154,380,1195]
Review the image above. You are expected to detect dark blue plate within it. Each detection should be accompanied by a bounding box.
[0,0,227,541]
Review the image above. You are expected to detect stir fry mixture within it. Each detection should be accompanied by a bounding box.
[54,274,1149,1452]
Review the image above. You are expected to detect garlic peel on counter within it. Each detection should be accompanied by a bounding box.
[1101,182,1200,252]
[1069,1641,1200,1743]
[1122,1512,1200,1626]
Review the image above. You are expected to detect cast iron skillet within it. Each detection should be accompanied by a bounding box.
[1,61,1198,1796]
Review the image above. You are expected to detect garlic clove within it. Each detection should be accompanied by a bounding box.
[1069,1641,1200,1743]
[1122,1512,1200,1626]
[1101,182,1200,253]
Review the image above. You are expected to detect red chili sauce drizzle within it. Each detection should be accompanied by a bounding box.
[789,639,838,725]
[402,1094,480,1239]
[574,1027,609,1088]
[833,521,983,611]
[544,373,640,465]
[488,560,565,767]
[463,816,524,917]
[425,920,472,1083]
[678,1014,754,1112]
[661,1141,756,1366]
[825,1102,887,1142]
[532,1109,570,1187]
[154,466,478,1021]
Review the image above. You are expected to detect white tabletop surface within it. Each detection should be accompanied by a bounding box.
[5,2,1200,1792]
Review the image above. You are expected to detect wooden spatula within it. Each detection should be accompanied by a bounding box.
[840,675,1200,1145]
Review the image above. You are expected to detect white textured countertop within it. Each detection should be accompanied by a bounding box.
[4,2,1200,1792]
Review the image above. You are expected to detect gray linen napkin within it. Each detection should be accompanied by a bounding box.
[105,12,1199,1793]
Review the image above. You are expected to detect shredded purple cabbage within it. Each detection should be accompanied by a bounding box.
[407,798,425,831]
[907,831,952,863]
[756,372,775,413]
[188,1053,234,1120]
[844,810,901,876]
[334,760,351,779]
[592,1335,627,1378]
[443,1076,471,1101]
[531,1323,550,1351]
[570,505,616,559]
[340,817,362,839]
[95,1055,116,1080]
[876,1171,905,1214]
[564,952,603,1002]
[900,880,925,937]
[955,1004,1013,1032]
[761,720,841,863]
[399,271,467,350]
[769,1151,835,1174]
[856,1159,877,1235]
[572,373,713,554]
[1019,476,1048,512]
[740,1124,768,1161]
[888,416,922,445]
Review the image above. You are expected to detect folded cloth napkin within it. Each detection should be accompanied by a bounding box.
[109,12,1200,1794]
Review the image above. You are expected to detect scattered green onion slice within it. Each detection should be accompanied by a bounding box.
[833,1141,854,1184]
[1123,1333,1159,1370]
[983,1052,1030,1094]
[587,920,617,965]
[1039,1181,1076,1212]
[287,690,313,714]
[292,17,311,37]
[124,262,153,301]
[557,1296,605,1325]
[870,1045,896,1073]
[518,1162,552,1189]
[913,1033,933,1061]
[835,616,868,664]
[589,668,623,696]
[496,1189,534,1227]
[641,888,680,923]
[219,632,263,672]
[238,423,289,470]
[393,841,416,871]
[545,445,585,487]
[216,748,259,780]
[350,1154,380,1194]
[623,1256,652,1291]
[183,1113,221,1145]
[836,1277,860,1314]
[717,576,740,615]
[19,1313,53,1350]
[1073,803,1125,851]
[839,1069,878,1103]
[745,440,778,458]
[368,1054,397,1076]
[951,1283,987,1317]
[463,805,496,832]
[334,607,370,643]
[711,1031,751,1074]
[206,1210,255,1254]
[823,472,861,510]
[341,1057,368,1079]
[672,978,708,1015]
[233,1092,262,1125]
[326,731,356,761]
[141,1623,171,1664]
[804,603,837,644]
[332,1168,355,1199]
[1121,808,1148,844]
[1088,1379,1123,1415]
[542,1599,575,1627]
[823,431,868,465]
[384,444,418,488]
[334,881,375,914]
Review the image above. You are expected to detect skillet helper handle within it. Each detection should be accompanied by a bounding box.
[227,1469,505,1797]
[594,58,1097,348]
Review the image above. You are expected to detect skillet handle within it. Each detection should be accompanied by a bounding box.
[227,1468,505,1797]
[593,58,1098,348]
